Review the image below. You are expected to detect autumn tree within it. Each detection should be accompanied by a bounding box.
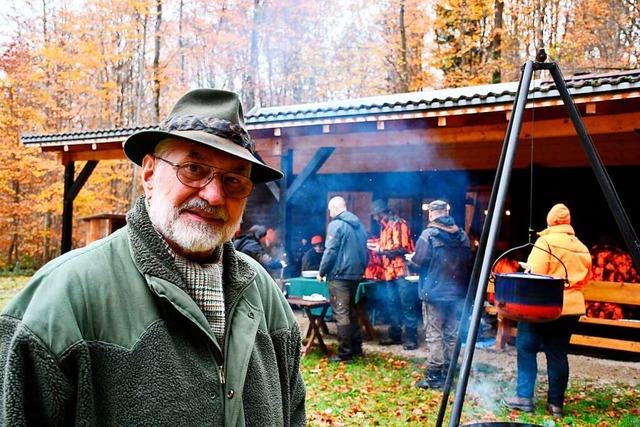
[429,0,500,87]
[374,0,439,93]
[0,39,61,268]
[1,0,639,268]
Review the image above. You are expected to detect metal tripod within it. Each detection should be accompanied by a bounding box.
[435,57,640,427]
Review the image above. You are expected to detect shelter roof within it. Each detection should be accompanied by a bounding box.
[21,69,640,148]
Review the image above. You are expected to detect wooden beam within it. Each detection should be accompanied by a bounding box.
[285,133,640,174]
[570,335,640,353]
[60,149,127,164]
[583,281,640,305]
[286,147,335,200]
[579,317,640,329]
[253,151,280,202]
[67,161,98,201]
[259,112,640,151]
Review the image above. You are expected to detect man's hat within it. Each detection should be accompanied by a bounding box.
[248,224,267,239]
[311,235,324,245]
[123,88,283,184]
[546,203,571,226]
[426,200,450,211]
[370,199,389,215]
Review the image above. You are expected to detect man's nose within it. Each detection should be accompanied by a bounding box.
[197,174,226,203]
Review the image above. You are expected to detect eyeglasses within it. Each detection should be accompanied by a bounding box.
[155,156,253,199]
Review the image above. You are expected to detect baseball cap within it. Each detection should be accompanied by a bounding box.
[427,200,450,211]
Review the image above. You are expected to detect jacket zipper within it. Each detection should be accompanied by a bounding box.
[219,363,226,385]
[219,269,257,389]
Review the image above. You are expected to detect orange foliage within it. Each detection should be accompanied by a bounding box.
[0,0,637,270]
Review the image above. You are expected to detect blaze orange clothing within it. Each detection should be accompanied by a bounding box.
[526,224,592,316]
[378,216,414,281]
[364,238,385,280]
[487,257,520,304]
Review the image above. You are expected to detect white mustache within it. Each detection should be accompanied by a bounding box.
[180,199,229,221]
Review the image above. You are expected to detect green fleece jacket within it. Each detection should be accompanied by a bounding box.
[0,197,306,426]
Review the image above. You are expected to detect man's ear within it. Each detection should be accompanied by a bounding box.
[141,154,156,192]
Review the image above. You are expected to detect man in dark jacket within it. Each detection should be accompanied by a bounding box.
[408,199,472,389]
[0,89,306,426]
[317,196,369,362]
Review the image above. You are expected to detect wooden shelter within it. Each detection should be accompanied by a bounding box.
[21,69,640,256]
[80,212,126,246]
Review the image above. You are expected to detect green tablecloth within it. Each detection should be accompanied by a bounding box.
[285,277,380,316]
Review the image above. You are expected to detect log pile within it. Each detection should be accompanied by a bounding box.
[586,243,640,320]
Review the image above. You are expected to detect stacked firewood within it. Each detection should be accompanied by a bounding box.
[585,301,625,319]
[585,242,640,320]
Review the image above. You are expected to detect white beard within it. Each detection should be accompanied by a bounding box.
[148,197,242,255]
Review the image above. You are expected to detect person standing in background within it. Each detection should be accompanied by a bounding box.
[370,199,419,350]
[234,224,287,272]
[504,203,592,418]
[408,200,472,389]
[302,235,325,271]
[291,236,312,277]
[317,196,369,363]
[263,227,289,282]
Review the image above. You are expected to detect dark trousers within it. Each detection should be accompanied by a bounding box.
[515,315,580,406]
[328,279,363,357]
[423,299,462,371]
[386,278,419,343]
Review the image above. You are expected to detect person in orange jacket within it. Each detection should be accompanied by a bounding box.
[370,199,419,350]
[504,203,592,418]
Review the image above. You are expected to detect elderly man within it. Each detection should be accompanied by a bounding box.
[0,89,306,425]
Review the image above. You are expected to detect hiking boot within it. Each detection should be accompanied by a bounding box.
[415,377,444,390]
[547,403,563,418]
[379,338,402,346]
[328,355,353,363]
[402,342,418,351]
[503,396,534,413]
[416,369,444,390]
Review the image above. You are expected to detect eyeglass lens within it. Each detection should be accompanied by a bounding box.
[158,157,253,198]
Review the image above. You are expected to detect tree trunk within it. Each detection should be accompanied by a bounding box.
[152,0,163,122]
[246,0,264,111]
[398,0,410,93]
[492,0,504,83]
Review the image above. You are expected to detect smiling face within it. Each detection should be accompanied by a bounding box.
[142,138,250,262]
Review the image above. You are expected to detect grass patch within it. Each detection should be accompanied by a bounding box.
[301,345,640,426]
[0,276,29,312]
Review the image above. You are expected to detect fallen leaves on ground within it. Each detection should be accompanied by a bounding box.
[301,346,640,426]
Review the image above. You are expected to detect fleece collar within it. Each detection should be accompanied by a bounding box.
[126,196,257,319]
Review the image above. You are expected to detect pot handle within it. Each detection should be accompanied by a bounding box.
[491,242,569,284]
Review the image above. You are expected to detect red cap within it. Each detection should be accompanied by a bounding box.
[311,235,324,245]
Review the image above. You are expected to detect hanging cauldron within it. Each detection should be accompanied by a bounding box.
[494,272,565,322]
[491,243,568,323]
